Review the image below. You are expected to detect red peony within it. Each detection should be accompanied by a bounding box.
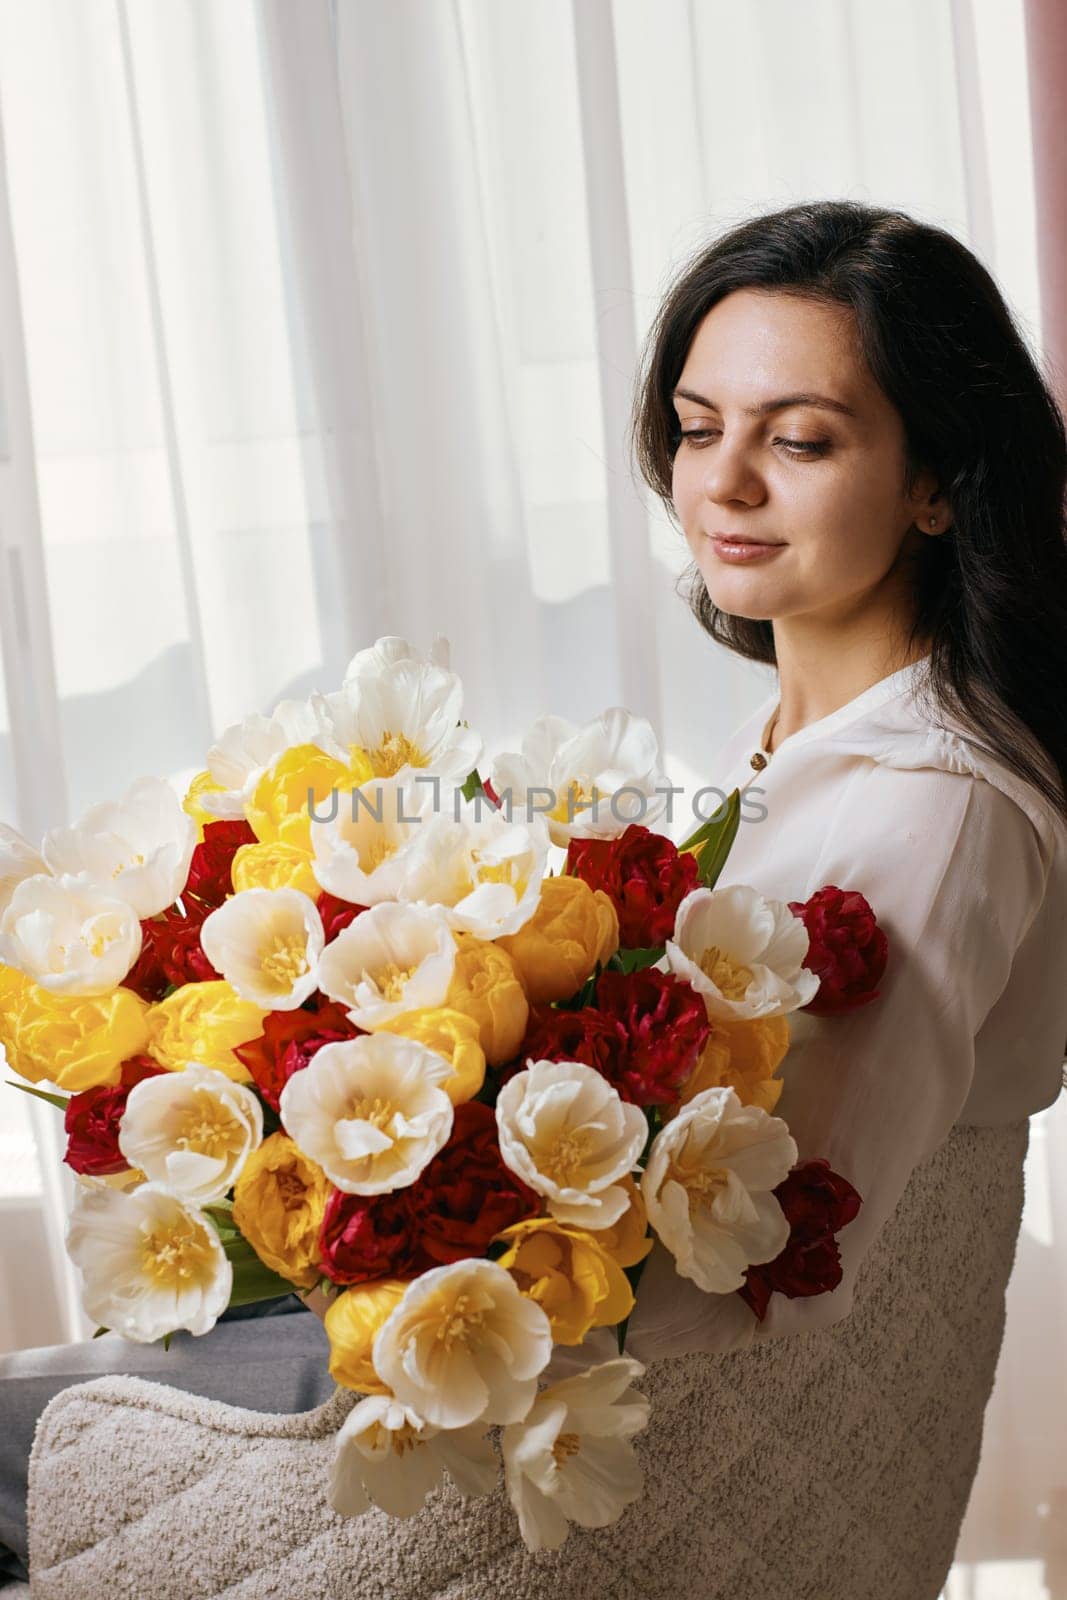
[318,1101,540,1285]
[63,1055,166,1176]
[120,920,173,1002]
[121,905,220,1001]
[183,820,257,908]
[788,885,889,1016]
[737,1158,862,1320]
[593,968,711,1106]
[407,1100,541,1268]
[234,999,361,1112]
[319,1185,422,1285]
[565,823,700,948]
[316,891,365,942]
[500,1004,628,1087]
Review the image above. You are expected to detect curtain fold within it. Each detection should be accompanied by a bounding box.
[1023,0,1067,414]
[0,1,1061,1585]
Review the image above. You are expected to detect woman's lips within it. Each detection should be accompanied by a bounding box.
[708,535,786,564]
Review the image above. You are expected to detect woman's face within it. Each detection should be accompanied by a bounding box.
[670,288,938,632]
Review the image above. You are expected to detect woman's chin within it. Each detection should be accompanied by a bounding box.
[698,566,783,620]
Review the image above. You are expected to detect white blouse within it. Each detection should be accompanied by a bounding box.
[614,652,1067,1365]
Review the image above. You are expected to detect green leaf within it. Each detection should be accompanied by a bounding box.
[162,1331,173,1352]
[5,1079,70,1112]
[554,961,605,1012]
[639,1105,663,1167]
[298,1273,335,1303]
[461,768,484,802]
[615,945,664,975]
[204,1204,240,1243]
[615,1249,653,1355]
[679,788,742,890]
[223,1233,297,1308]
[92,1325,110,1339]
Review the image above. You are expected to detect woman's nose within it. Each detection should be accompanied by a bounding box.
[703,440,764,505]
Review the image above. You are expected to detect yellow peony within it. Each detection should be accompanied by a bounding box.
[492,1216,634,1346]
[182,770,226,839]
[145,980,266,1082]
[592,1172,654,1270]
[230,840,319,898]
[443,934,529,1066]
[377,1006,486,1105]
[324,1280,407,1394]
[676,1013,790,1116]
[496,875,619,1004]
[246,743,374,854]
[231,1133,332,1290]
[0,964,150,1092]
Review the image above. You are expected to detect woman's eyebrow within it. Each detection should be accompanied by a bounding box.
[671,386,858,418]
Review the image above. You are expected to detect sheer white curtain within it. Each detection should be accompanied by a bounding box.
[0,0,1061,1587]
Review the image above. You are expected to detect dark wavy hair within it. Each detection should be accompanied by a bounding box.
[631,199,1067,821]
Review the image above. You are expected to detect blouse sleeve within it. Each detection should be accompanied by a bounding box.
[622,754,1051,1364]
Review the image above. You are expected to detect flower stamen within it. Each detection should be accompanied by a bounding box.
[698,946,753,1000]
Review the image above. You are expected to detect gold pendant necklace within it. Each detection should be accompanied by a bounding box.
[750,707,781,771]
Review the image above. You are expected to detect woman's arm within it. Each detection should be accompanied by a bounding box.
[624,758,1051,1360]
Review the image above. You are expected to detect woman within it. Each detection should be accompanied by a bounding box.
[6,199,1067,1599]
[439,198,1067,1594]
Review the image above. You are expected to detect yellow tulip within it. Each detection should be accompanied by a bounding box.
[324,1280,407,1394]
[0,965,150,1093]
[246,743,374,854]
[492,1215,634,1345]
[232,1133,332,1290]
[182,770,226,841]
[230,840,319,898]
[496,875,619,1004]
[593,1172,654,1270]
[145,980,266,1082]
[444,934,529,1066]
[376,1005,486,1104]
[676,1013,790,1116]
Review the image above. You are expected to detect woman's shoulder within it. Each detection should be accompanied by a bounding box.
[820,686,1066,867]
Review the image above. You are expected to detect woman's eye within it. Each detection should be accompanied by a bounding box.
[774,437,829,458]
[676,428,828,459]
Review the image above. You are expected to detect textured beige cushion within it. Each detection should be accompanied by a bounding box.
[26,1120,1027,1599]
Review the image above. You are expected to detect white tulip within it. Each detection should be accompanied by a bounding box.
[278,1033,454,1195]
[42,776,196,920]
[317,656,483,787]
[200,697,333,819]
[199,887,324,1010]
[495,1061,647,1231]
[309,774,464,907]
[373,1258,554,1428]
[641,1086,796,1294]
[417,800,551,940]
[0,872,142,995]
[501,1356,650,1552]
[65,1183,232,1342]
[489,706,669,849]
[342,633,451,686]
[329,1393,497,1520]
[666,883,820,1020]
[0,824,47,917]
[316,901,457,1028]
[118,1063,264,1205]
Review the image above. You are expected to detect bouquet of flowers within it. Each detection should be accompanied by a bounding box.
[0,634,887,1552]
